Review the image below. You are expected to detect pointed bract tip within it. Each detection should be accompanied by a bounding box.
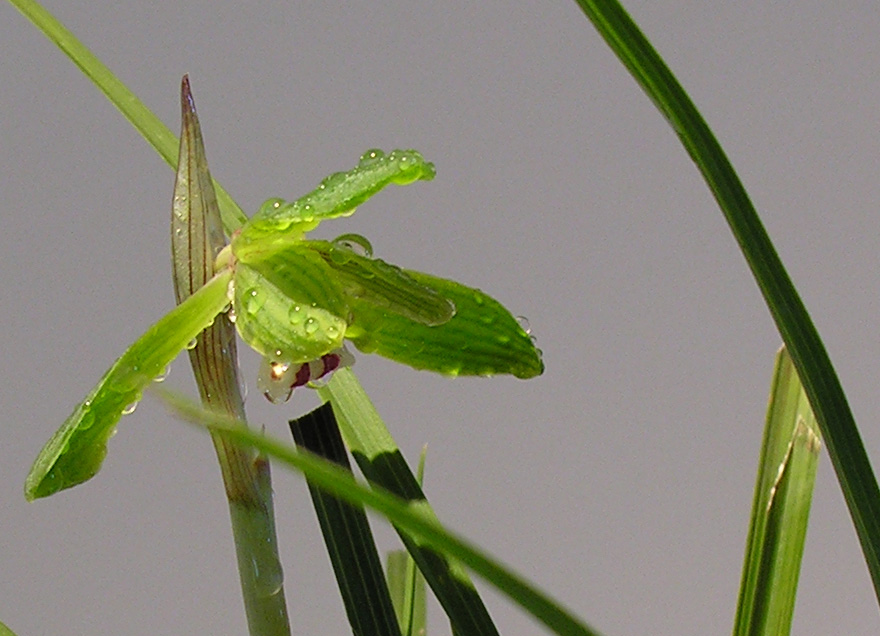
[180,74,196,115]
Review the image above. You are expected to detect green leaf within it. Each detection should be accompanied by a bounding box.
[160,387,603,636]
[24,269,233,500]
[231,149,435,261]
[387,550,427,636]
[733,347,821,636]
[572,0,880,604]
[0,620,18,636]
[308,238,455,326]
[345,269,544,379]
[388,448,428,636]
[7,0,248,233]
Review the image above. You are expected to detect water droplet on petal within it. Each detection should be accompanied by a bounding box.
[257,358,295,404]
[122,401,139,415]
[358,148,385,166]
[332,233,373,258]
[153,365,170,382]
[304,318,318,335]
[289,305,304,324]
[320,171,347,190]
[186,338,198,350]
[516,315,531,335]
[245,288,265,315]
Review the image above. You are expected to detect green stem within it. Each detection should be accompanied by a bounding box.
[7,0,248,232]
[172,75,289,635]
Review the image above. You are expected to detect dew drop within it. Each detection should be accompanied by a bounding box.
[227,307,237,324]
[153,365,171,383]
[257,358,295,404]
[304,318,319,335]
[122,401,139,415]
[245,288,265,314]
[332,233,373,258]
[78,410,96,431]
[258,198,285,216]
[288,305,304,324]
[358,148,385,166]
[186,338,198,350]
[516,315,532,335]
[320,171,347,190]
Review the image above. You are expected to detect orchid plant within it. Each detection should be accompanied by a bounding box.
[24,76,543,502]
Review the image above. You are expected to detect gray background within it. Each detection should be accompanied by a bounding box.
[2,1,879,634]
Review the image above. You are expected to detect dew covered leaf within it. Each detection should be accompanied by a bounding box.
[232,149,435,261]
[305,239,455,327]
[24,269,233,500]
[345,269,544,379]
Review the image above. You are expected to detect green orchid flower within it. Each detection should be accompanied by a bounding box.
[25,78,543,501]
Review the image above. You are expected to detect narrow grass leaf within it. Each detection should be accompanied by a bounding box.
[388,447,429,636]
[571,0,880,601]
[6,0,248,232]
[0,620,17,636]
[290,402,402,636]
[387,550,427,636]
[733,347,821,636]
[158,388,604,636]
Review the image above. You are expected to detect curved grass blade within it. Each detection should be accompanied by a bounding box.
[7,0,248,233]
[733,347,821,636]
[160,388,603,636]
[345,269,543,379]
[24,269,232,500]
[572,0,880,601]
[232,150,435,260]
[307,239,455,326]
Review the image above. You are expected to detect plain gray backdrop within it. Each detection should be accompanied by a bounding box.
[2,1,880,634]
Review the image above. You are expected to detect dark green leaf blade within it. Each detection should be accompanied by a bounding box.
[572,0,880,603]
[24,269,232,500]
[290,403,402,636]
[345,269,544,379]
[161,385,603,636]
